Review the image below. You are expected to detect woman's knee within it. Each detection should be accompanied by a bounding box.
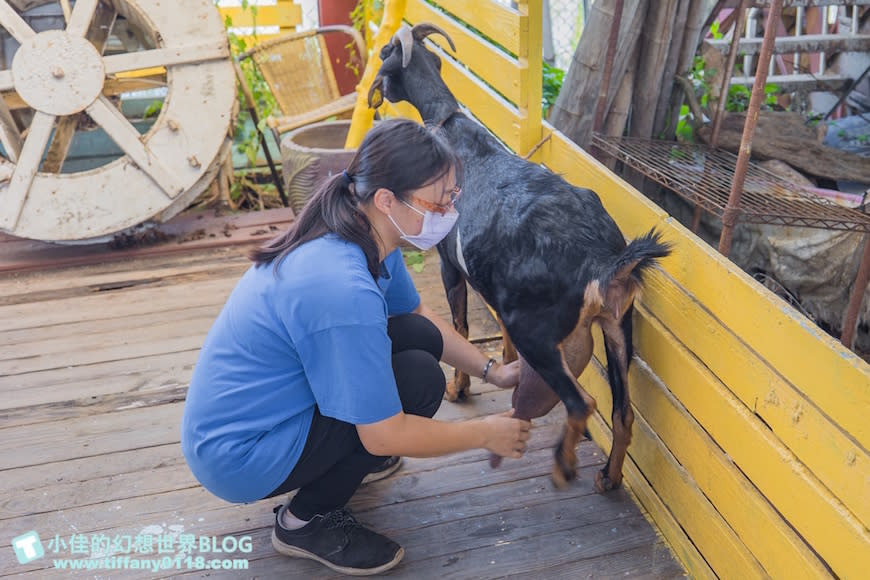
[392,349,445,417]
[387,313,443,359]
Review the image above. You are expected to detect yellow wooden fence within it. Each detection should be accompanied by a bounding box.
[217,0,302,46]
[366,1,870,578]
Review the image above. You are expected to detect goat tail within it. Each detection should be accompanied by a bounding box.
[602,228,672,288]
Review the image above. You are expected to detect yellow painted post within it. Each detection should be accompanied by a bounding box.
[344,0,408,148]
[517,0,542,155]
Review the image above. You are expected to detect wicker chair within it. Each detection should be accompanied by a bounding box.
[235,25,367,144]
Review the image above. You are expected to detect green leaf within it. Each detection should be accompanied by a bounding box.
[402,249,426,273]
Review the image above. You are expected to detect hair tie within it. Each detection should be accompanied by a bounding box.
[341,170,353,187]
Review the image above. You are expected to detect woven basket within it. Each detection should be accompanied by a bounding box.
[280,121,362,214]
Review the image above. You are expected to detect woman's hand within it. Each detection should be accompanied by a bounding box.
[486,359,520,389]
[479,409,531,458]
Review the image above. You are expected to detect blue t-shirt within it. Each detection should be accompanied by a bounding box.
[181,235,421,503]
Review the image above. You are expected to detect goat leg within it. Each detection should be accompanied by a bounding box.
[440,255,471,401]
[496,315,518,364]
[595,309,635,493]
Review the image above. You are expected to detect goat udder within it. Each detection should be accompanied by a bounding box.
[512,356,561,420]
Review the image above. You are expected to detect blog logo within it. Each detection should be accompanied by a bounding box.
[12,531,45,564]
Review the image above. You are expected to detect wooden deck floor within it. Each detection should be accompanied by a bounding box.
[0,244,685,579]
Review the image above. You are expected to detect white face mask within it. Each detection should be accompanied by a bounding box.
[389,199,458,250]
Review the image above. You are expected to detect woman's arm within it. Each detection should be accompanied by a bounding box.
[357,410,531,459]
[413,303,519,388]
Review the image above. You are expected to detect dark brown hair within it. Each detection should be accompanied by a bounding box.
[251,118,461,277]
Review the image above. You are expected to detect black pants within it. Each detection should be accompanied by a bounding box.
[265,313,445,520]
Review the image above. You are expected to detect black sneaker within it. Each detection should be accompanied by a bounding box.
[361,456,402,485]
[272,505,404,575]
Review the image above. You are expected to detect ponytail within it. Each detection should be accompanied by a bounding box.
[250,118,460,278]
[249,172,381,278]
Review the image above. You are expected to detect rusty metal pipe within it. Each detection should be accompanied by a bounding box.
[841,235,870,349]
[711,0,749,148]
[718,0,783,257]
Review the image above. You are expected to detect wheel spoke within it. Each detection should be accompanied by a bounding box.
[42,116,77,173]
[66,0,99,37]
[0,70,13,92]
[103,41,230,75]
[0,111,55,230]
[0,0,36,43]
[0,94,21,162]
[86,96,184,199]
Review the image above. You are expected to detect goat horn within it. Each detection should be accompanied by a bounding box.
[411,23,456,52]
[394,24,414,68]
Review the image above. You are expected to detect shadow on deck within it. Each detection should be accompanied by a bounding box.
[0,241,684,578]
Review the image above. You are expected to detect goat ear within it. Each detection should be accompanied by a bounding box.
[411,23,456,52]
[394,24,414,68]
[368,76,385,109]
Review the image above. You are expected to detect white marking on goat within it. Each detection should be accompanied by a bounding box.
[455,228,470,277]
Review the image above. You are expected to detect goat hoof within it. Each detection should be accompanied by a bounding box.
[551,461,577,488]
[444,378,471,402]
[594,470,622,493]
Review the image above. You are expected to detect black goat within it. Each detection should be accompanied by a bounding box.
[369,24,671,491]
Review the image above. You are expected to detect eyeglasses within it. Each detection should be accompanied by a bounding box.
[407,185,462,216]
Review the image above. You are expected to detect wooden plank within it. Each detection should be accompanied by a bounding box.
[0,111,54,231]
[155,440,608,578]
[580,360,766,579]
[585,327,829,577]
[1,382,188,431]
[217,4,301,29]
[228,504,656,579]
[0,412,569,524]
[0,254,247,307]
[435,44,524,152]
[2,330,202,376]
[623,307,870,578]
[0,442,182,496]
[0,274,238,335]
[103,41,230,75]
[430,0,520,55]
[588,415,716,580]
[516,0,542,155]
[3,442,601,578]
[502,541,685,580]
[0,402,184,470]
[405,0,522,106]
[1,75,167,111]
[0,389,557,518]
[0,350,195,408]
[0,248,245,300]
[0,304,219,360]
[705,33,870,56]
[40,116,77,173]
[85,95,185,198]
[0,0,36,43]
[640,269,870,531]
[43,0,116,174]
[729,73,850,93]
[0,90,22,162]
[541,126,870,452]
[0,431,596,574]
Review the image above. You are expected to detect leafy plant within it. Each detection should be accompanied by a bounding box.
[142,99,163,119]
[542,61,565,118]
[223,2,279,169]
[402,248,426,273]
[675,53,780,141]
